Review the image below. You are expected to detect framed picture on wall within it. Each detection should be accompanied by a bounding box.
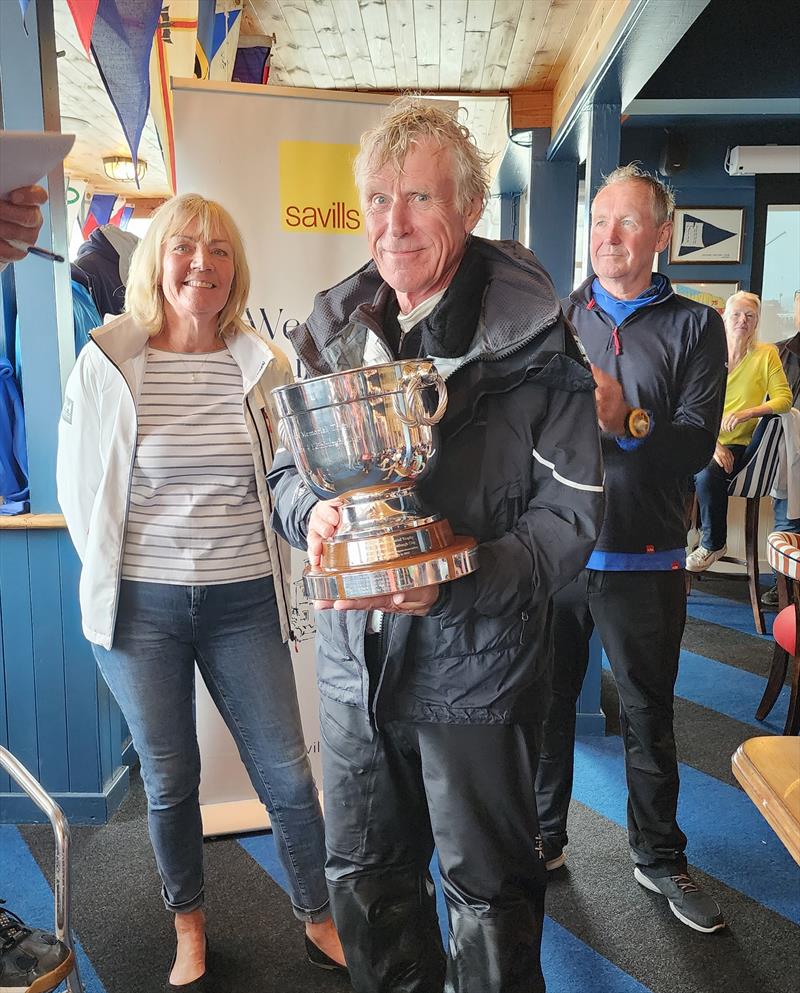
[673,280,740,314]
[670,207,745,263]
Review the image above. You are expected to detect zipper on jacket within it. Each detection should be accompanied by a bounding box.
[520,609,529,646]
[89,339,138,642]
[609,326,621,355]
[246,391,295,643]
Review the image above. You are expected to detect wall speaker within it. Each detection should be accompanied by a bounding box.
[658,131,688,176]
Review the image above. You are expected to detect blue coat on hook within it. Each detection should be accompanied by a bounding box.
[0,357,29,514]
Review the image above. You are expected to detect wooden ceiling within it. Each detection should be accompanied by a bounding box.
[53,0,628,200]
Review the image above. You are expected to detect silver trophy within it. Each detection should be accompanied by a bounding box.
[273,360,479,600]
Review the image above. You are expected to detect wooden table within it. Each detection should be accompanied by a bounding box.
[732,736,800,865]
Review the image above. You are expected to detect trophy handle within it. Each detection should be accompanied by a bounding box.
[394,365,448,426]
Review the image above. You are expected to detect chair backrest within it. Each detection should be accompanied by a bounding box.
[728,415,784,498]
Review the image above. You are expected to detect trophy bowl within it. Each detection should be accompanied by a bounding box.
[273,359,478,599]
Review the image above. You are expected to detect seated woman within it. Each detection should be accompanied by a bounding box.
[57,194,345,989]
[687,291,792,572]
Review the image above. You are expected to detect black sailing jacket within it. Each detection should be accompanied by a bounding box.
[270,238,604,725]
[565,275,726,557]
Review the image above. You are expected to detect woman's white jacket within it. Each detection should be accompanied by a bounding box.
[56,313,295,650]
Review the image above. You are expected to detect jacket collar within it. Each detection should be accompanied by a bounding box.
[289,236,563,377]
[90,313,280,395]
[569,273,674,312]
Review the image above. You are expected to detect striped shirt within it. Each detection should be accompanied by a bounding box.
[121,346,271,585]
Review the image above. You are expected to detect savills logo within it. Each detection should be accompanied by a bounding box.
[279,140,363,235]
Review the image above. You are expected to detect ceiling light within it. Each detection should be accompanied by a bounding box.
[103,156,147,182]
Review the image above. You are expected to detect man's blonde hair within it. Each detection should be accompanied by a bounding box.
[598,163,676,226]
[125,193,250,337]
[353,97,491,214]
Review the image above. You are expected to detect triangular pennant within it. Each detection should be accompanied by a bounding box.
[90,0,163,176]
[66,0,100,56]
[678,214,738,257]
[81,193,119,239]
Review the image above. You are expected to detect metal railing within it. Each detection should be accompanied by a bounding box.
[0,745,83,993]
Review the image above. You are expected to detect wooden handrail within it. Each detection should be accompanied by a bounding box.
[0,513,67,530]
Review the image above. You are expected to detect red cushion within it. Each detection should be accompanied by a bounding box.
[773,604,797,655]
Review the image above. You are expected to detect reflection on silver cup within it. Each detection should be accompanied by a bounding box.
[273,360,478,599]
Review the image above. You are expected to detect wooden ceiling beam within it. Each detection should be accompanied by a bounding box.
[509,90,553,130]
[129,198,169,218]
[551,0,631,135]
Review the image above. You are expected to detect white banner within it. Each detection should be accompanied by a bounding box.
[172,79,393,835]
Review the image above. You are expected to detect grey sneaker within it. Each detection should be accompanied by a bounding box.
[0,901,74,993]
[685,544,727,573]
[634,867,726,933]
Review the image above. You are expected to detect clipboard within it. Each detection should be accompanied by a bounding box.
[0,131,75,197]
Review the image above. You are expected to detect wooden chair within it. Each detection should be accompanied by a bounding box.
[688,416,785,633]
[732,736,800,865]
[756,532,800,735]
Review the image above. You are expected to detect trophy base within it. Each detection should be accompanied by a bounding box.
[303,535,478,600]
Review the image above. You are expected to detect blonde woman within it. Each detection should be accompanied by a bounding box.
[57,195,344,988]
[687,290,792,571]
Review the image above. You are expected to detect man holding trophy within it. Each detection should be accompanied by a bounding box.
[270,99,604,993]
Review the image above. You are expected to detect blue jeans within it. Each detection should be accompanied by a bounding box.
[92,577,330,921]
[693,443,750,551]
[773,497,800,534]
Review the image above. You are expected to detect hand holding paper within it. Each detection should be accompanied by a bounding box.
[0,130,74,263]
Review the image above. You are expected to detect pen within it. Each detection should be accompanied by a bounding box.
[26,245,66,263]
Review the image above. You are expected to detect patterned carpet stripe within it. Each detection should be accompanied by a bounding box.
[601,649,789,732]
[571,736,800,923]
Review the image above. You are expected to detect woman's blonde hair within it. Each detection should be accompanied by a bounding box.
[723,290,761,347]
[125,193,250,337]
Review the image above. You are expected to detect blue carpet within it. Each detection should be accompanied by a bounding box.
[240,834,655,993]
[602,650,789,733]
[687,586,775,639]
[0,825,107,993]
[571,737,800,923]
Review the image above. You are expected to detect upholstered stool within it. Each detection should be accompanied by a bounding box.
[756,532,800,735]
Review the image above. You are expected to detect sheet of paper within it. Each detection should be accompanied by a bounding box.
[0,131,75,197]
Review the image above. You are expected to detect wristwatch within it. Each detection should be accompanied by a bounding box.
[624,407,651,440]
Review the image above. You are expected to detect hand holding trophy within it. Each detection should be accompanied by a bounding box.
[273,359,478,601]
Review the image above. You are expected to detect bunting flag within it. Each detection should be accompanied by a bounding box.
[149,0,198,194]
[66,0,100,56]
[196,0,242,81]
[65,177,89,242]
[90,0,163,177]
[109,200,129,228]
[232,33,274,86]
[195,0,215,78]
[18,0,31,36]
[81,193,123,239]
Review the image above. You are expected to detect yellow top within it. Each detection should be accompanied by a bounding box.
[719,343,793,446]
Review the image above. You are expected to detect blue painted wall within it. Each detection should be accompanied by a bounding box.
[621,120,799,291]
[0,528,130,824]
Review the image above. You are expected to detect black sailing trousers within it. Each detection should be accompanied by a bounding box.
[535,568,689,873]
[319,695,547,993]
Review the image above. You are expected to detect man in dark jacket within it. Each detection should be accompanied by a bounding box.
[535,164,727,934]
[72,223,139,318]
[270,99,604,993]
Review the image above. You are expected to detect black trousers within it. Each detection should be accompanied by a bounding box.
[319,696,547,993]
[535,569,688,873]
